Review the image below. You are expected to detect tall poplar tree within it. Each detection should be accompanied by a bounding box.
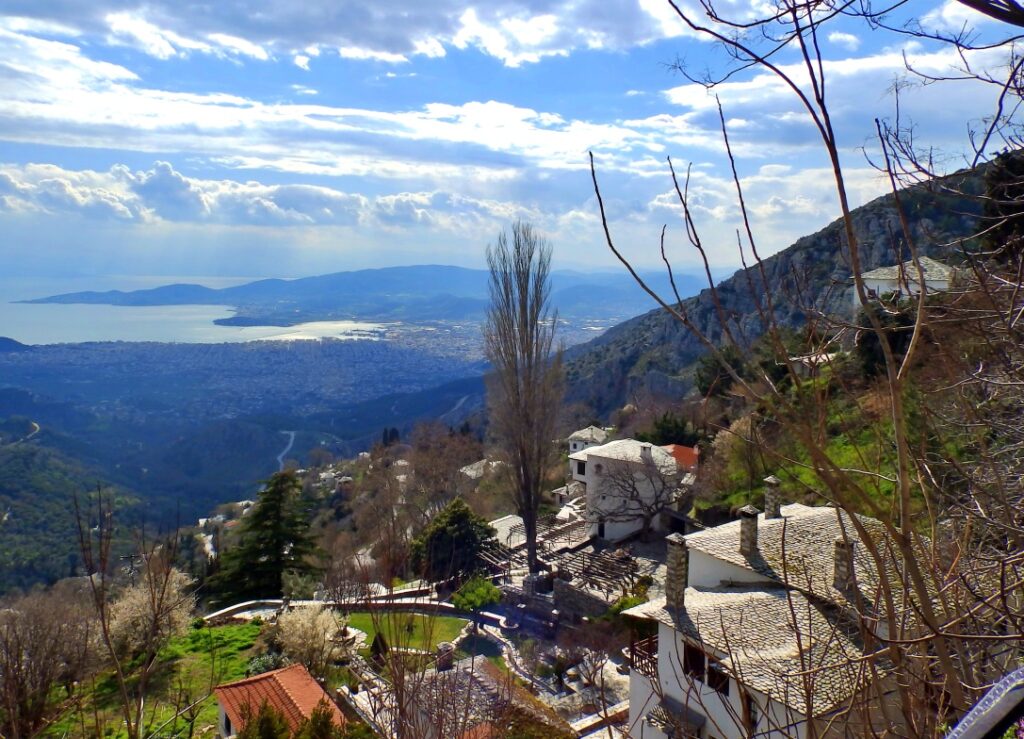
[212,471,318,602]
[484,221,563,573]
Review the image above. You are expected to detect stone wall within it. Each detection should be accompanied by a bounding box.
[553,578,612,620]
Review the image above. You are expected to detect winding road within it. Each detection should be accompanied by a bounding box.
[276,430,296,471]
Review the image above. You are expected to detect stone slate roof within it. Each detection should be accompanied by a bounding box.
[214,664,344,733]
[569,438,677,474]
[860,256,951,282]
[623,585,871,716]
[683,503,890,610]
[568,425,609,443]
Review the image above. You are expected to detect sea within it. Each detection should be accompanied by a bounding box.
[0,276,386,345]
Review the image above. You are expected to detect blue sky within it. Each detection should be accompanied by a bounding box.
[0,0,1009,280]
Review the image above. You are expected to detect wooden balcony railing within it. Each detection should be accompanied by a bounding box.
[630,635,658,677]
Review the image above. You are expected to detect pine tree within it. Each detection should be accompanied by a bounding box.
[212,471,319,602]
[409,498,495,582]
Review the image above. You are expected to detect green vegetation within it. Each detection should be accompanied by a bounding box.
[345,611,468,652]
[634,411,700,446]
[211,471,320,603]
[0,440,138,592]
[452,576,502,629]
[409,498,496,582]
[50,622,262,738]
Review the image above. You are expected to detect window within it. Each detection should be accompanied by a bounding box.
[594,463,603,475]
[707,657,730,696]
[576,461,586,476]
[683,643,705,679]
[742,692,759,734]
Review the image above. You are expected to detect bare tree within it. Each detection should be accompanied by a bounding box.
[585,0,1024,732]
[484,220,563,573]
[73,490,196,739]
[0,585,98,738]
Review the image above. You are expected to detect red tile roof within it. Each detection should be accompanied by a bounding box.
[460,721,499,739]
[661,444,699,471]
[214,664,344,733]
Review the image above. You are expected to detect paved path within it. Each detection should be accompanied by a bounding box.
[276,430,296,471]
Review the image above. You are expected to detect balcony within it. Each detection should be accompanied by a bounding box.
[630,635,658,677]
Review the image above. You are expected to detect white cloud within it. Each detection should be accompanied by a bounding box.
[0,161,554,232]
[920,0,994,32]
[827,31,860,50]
[8,0,695,68]
[206,32,269,60]
[293,54,310,70]
[337,46,408,63]
[0,26,709,182]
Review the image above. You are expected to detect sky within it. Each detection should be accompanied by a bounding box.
[0,0,1010,281]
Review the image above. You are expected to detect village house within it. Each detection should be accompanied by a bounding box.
[853,256,952,306]
[213,664,345,737]
[567,425,609,453]
[623,491,901,739]
[569,439,682,541]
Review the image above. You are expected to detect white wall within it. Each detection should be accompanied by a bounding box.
[583,456,667,541]
[855,276,949,306]
[687,550,774,588]
[647,625,810,739]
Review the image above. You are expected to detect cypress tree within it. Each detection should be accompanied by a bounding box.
[212,471,319,602]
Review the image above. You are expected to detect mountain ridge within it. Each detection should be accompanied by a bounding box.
[21,264,710,326]
[564,168,985,415]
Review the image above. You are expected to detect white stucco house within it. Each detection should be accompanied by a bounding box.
[569,439,680,541]
[853,256,952,306]
[567,425,610,453]
[623,499,900,739]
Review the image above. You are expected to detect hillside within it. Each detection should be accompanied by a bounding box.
[564,170,984,415]
[0,434,139,592]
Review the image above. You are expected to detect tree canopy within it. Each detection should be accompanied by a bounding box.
[409,498,495,583]
[212,471,319,603]
[451,575,501,615]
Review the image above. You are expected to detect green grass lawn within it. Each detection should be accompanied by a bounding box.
[455,633,507,671]
[345,611,468,652]
[48,622,262,738]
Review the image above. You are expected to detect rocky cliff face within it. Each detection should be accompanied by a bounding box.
[564,169,984,416]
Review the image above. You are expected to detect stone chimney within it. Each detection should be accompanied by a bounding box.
[665,533,689,611]
[763,475,782,519]
[639,443,653,463]
[833,536,855,591]
[436,642,455,671]
[738,505,760,557]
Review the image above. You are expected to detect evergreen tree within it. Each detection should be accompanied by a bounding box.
[409,498,495,582]
[294,700,346,739]
[451,575,501,631]
[212,471,319,602]
[236,701,291,739]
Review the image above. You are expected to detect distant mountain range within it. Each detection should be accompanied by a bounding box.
[564,167,985,415]
[22,265,712,327]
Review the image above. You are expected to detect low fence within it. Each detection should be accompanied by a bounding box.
[203,597,501,627]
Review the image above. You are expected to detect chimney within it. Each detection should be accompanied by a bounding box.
[763,475,782,519]
[665,533,689,611]
[738,505,760,556]
[640,443,653,463]
[833,536,855,591]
